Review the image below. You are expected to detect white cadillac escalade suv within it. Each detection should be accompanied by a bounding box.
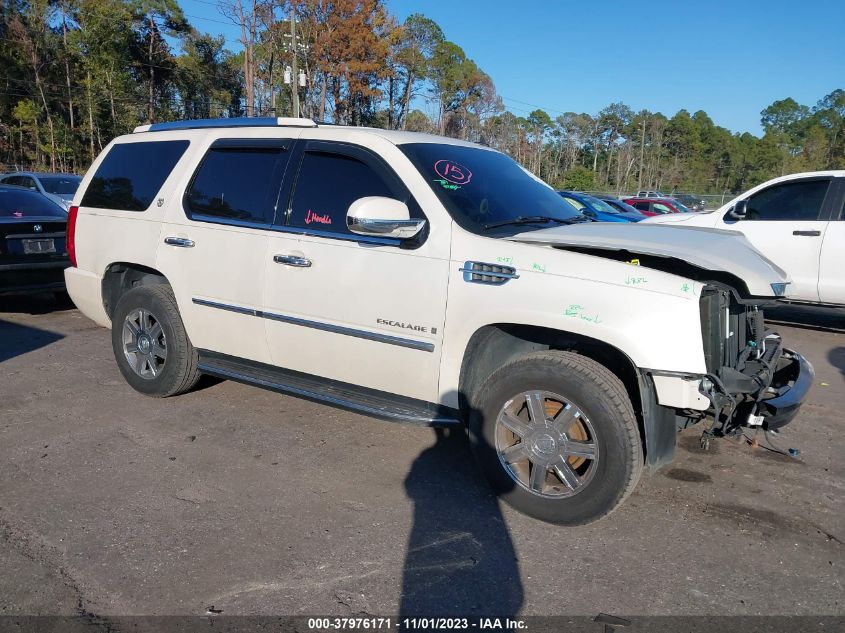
[64,117,813,525]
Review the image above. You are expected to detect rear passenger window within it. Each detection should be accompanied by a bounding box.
[288,152,394,232]
[81,140,188,211]
[746,179,830,221]
[186,146,288,225]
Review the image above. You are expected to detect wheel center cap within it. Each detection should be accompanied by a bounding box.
[137,334,151,353]
[532,433,557,456]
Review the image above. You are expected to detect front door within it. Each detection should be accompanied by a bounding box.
[262,140,450,403]
[718,177,835,302]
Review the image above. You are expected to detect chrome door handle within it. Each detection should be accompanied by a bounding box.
[792,230,821,237]
[164,237,195,248]
[273,254,312,267]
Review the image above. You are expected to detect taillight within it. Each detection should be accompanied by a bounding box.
[67,205,79,267]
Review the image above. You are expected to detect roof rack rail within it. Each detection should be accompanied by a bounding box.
[133,117,318,133]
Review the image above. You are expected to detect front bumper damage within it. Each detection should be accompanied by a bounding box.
[754,348,814,430]
[696,286,814,435]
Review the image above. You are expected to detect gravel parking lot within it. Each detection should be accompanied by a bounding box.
[0,296,842,618]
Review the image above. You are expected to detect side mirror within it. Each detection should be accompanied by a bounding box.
[583,209,597,218]
[347,196,426,240]
[728,199,748,220]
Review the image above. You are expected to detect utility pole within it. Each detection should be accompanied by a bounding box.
[290,6,300,118]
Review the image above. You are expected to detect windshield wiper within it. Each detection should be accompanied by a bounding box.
[483,215,589,230]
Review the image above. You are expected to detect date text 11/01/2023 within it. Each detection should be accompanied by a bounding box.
[306,618,528,630]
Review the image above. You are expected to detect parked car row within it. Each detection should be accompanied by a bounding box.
[557,191,704,223]
[0,172,82,210]
[0,184,69,296]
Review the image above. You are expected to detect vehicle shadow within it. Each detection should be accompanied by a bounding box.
[0,318,64,363]
[399,424,523,617]
[765,303,845,334]
[828,347,845,384]
[0,291,75,315]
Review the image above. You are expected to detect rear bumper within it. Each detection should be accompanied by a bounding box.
[757,349,814,430]
[64,266,110,327]
[0,260,68,294]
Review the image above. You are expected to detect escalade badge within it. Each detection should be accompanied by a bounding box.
[377,318,430,333]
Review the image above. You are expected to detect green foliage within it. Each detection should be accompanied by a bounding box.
[560,166,595,191]
[0,0,841,195]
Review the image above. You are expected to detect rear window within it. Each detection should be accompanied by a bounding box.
[40,175,81,195]
[81,140,189,211]
[0,188,67,218]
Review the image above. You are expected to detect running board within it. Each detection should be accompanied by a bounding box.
[197,351,462,427]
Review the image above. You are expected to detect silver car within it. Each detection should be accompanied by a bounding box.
[0,172,82,210]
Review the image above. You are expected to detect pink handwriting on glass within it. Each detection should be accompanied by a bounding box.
[434,160,472,185]
[305,209,331,225]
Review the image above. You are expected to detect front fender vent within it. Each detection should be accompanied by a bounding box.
[459,261,519,285]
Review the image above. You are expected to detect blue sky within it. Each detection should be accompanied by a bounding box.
[178,0,845,135]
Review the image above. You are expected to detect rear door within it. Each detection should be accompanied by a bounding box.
[156,138,293,364]
[817,178,845,304]
[718,177,834,302]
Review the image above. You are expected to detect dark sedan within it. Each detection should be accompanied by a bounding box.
[0,185,69,295]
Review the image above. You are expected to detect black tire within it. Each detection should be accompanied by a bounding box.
[468,350,643,525]
[111,284,201,397]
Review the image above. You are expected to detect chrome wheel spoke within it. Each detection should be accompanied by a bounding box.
[152,342,167,360]
[125,341,139,354]
[564,440,596,460]
[500,411,530,438]
[553,459,581,491]
[125,319,140,338]
[552,405,576,432]
[147,356,158,377]
[149,322,163,341]
[134,353,146,375]
[525,391,547,425]
[528,462,547,492]
[501,442,528,464]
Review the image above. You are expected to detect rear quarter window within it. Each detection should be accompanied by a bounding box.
[81,140,189,211]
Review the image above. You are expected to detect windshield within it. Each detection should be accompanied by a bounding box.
[581,194,620,214]
[39,175,81,195]
[399,143,581,233]
[0,188,67,217]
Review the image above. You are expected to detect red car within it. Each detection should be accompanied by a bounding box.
[622,197,687,216]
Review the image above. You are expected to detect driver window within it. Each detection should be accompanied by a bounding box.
[288,151,395,234]
[745,180,829,221]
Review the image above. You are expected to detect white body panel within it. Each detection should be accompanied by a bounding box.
[64,123,788,414]
[819,221,845,305]
[644,171,845,306]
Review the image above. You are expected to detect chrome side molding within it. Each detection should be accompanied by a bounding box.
[191,298,434,352]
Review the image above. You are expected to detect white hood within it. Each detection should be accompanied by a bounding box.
[507,223,789,297]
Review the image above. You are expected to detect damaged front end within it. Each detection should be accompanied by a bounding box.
[697,286,814,436]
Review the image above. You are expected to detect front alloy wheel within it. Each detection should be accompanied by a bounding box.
[469,350,643,525]
[495,390,599,497]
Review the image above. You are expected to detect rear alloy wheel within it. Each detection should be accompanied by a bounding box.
[469,351,643,525]
[111,285,200,397]
[122,308,168,379]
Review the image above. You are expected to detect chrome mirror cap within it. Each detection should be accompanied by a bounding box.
[346,196,426,240]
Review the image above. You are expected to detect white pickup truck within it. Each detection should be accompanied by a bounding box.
[64,118,812,525]
[644,171,845,307]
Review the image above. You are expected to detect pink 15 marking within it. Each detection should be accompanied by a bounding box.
[434,159,472,185]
